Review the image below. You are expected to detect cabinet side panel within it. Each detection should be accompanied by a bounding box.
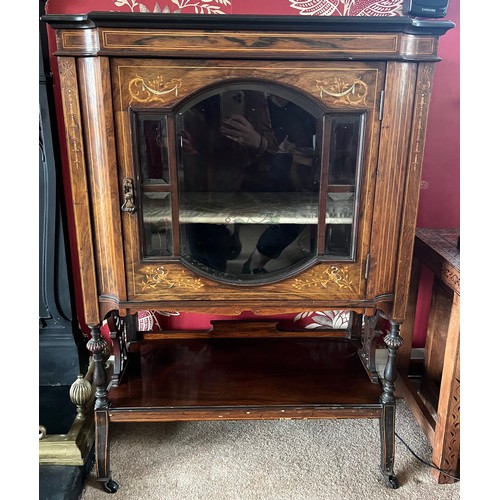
[78,57,127,305]
[367,62,417,303]
[392,63,435,321]
[56,56,100,325]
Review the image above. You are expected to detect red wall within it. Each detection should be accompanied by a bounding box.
[418,0,460,228]
[44,0,460,344]
[412,0,459,346]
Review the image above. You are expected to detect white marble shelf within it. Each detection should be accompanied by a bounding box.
[143,192,354,225]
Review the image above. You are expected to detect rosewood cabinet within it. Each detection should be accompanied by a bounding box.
[44,12,453,493]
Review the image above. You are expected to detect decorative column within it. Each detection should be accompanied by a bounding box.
[86,325,110,409]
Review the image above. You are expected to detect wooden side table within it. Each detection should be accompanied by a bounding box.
[397,228,460,483]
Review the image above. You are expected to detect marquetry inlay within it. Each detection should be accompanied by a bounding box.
[410,63,433,173]
[292,265,357,292]
[140,266,204,291]
[128,75,183,104]
[59,60,84,174]
[316,77,368,105]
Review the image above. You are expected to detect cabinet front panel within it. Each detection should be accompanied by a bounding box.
[130,261,365,301]
[111,59,384,302]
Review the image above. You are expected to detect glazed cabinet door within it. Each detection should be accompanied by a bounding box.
[111,59,385,306]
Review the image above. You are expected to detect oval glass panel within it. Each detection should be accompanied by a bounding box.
[177,84,321,283]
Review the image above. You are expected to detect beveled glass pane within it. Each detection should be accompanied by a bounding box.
[324,114,364,259]
[177,86,320,282]
[137,115,169,184]
[328,115,361,185]
[142,192,172,257]
[325,192,354,258]
[325,224,352,257]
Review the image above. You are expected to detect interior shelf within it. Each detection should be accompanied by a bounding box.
[143,192,354,225]
[108,338,383,421]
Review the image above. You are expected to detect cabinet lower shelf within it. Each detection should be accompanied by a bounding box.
[107,338,384,423]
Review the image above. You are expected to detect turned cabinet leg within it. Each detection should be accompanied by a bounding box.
[87,325,111,409]
[87,325,119,493]
[379,320,404,489]
[95,409,119,493]
[380,403,398,488]
[95,409,111,480]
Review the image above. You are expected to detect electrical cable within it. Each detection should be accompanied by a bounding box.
[395,431,460,481]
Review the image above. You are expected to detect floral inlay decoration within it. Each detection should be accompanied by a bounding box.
[141,266,204,291]
[129,75,183,104]
[292,266,356,292]
[316,78,368,105]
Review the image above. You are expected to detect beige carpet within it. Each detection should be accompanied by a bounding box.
[81,399,460,500]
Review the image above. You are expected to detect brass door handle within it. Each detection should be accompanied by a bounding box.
[121,177,136,213]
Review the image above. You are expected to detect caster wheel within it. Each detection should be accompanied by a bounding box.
[388,475,399,489]
[103,479,119,493]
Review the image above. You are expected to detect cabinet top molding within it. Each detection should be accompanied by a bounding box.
[43,12,454,36]
[43,13,454,62]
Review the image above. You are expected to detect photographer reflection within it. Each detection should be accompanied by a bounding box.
[179,89,318,276]
[242,94,318,274]
[180,90,278,272]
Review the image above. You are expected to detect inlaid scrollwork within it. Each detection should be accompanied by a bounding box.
[410,63,434,173]
[292,266,356,292]
[141,266,204,291]
[419,64,433,96]
[315,77,368,105]
[59,59,84,173]
[129,75,183,104]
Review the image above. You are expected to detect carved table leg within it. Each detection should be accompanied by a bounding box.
[379,320,404,489]
[95,409,118,493]
[87,325,119,494]
[432,294,460,483]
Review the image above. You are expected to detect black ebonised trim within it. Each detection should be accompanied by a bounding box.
[42,13,454,35]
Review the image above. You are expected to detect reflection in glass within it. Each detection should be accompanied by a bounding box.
[325,225,352,257]
[325,114,363,259]
[328,115,360,185]
[132,87,365,276]
[325,192,354,258]
[137,115,169,184]
[178,87,320,281]
[142,192,172,257]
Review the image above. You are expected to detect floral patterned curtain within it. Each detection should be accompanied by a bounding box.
[47,0,403,16]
